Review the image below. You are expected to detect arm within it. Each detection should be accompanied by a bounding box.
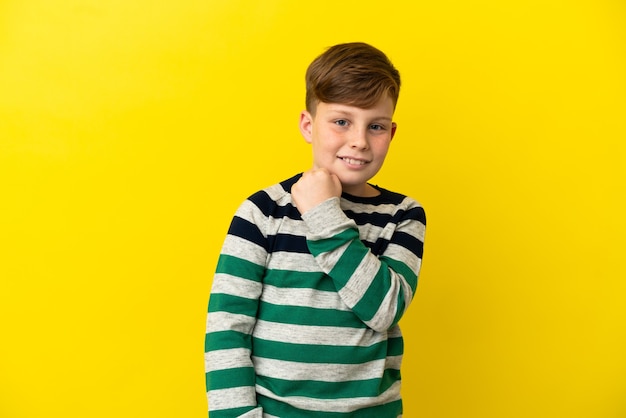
[205,198,268,417]
[300,196,426,332]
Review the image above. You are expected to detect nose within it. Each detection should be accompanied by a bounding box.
[349,127,369,150]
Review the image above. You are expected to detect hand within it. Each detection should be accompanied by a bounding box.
[292,168,342,215]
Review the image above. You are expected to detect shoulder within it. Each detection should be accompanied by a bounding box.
[379,186,425,224]
[239,173,302,217]
[374,185,421,207]
[343,185,426,225]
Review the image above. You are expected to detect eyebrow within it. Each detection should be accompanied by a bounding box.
[327,109,393,122]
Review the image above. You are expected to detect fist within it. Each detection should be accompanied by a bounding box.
[292,168,342,215]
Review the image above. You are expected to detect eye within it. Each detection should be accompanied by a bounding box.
[369,124,385,131]
[334,119,349,127]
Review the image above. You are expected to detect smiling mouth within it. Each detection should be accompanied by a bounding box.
[339,157,369,165]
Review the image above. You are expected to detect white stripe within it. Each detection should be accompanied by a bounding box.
[340,199,401,214]
[264,183,290,202]
[205,347,251,372]
[385,243,421,272]
[387,325,402,338]
[266,251,319,272]
[364,271,402,332]
[208,386,257,411]
[207,311,256,334]
[221,235,267,265]
[266,217,306,236]
[338,252,379,307]
[403,217,426,241]
[235,199,266,223]
[358,222,388,245]
[260,284,350,311]
[385,354,402,370]
[253,356,386,381]
[252,319,385,346]
[211,274,262,299]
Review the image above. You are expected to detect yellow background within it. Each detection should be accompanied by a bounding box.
[1,1,625,417]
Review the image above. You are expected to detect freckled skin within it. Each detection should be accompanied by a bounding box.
[293,96,397,213]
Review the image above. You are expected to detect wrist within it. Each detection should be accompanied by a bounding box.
[300,197,349,235]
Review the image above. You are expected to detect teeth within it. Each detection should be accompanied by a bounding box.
[342,157,366,165]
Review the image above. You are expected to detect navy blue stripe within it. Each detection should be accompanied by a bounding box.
[344,210,395,228]
[268,233,309,253]
[228,216,267,250]
[343,187,405,205]
[373,187,406,204]
[344,206,424,230]
[406,205,426,225]
[369,231,424,257]
[392,231,424,257]
[369,236,390,256]
[279,173,302,192]
[248,189,301,220]
[243,174,302,221]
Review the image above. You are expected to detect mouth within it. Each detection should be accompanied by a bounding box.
[338,156,369,166]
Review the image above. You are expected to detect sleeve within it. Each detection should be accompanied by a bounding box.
[205,197,268,417]
[300,196,426,333]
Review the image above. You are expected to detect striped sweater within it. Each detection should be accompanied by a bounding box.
[205,174,426,417]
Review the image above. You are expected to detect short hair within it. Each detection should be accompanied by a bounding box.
[305,42,401,114]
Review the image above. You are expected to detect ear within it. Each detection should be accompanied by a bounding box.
[299,110,313,144]
[390,122,397,140]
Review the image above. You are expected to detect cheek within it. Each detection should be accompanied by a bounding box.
[373,140,391,156]
[311,140,336,162]
[315,134,342,151]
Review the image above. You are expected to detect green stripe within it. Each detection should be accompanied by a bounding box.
[307,228,359,256]
[257,368,400,399]
[258,392,402,417]
[327,238,368,289]
[215,253,265,281]
[207,293,259,317]
[257,301,366,328]
[206,366,255,390]
[207,406,257,418]
[352,266,390,323]
[263,269,336,291]
[387,336,404,357]
[205,330,251,352]
[252,338,389,363]
[381,256,418,291]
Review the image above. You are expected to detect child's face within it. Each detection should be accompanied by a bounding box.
[299,96,396,197]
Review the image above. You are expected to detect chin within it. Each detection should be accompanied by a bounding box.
[340,171,376,184]
[338,178,370,191]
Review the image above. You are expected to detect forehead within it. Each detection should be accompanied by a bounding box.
[317,97,394,119]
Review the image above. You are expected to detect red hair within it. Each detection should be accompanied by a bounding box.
[305,42,401,114]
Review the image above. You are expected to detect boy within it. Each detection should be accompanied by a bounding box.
[205,42,426,417]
